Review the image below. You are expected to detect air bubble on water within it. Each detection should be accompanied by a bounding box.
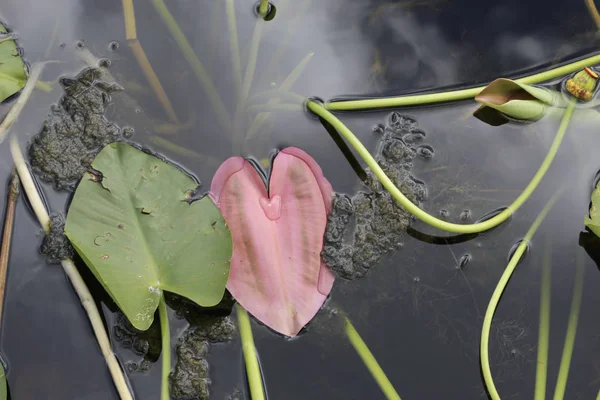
[460,209,472,221]
[59,43,66,48]
[75,40,85,49]
[122,126,135,138]
[439,209,449,218]
[109,41,120,51]
[416,145,434,159]
[413,276,420,282]
[457,254,472,269]
[98,58,111,68]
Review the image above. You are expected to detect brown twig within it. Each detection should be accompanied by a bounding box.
[0,170,19,327]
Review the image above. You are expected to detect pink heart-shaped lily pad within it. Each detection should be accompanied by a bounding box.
[210,147,335,337]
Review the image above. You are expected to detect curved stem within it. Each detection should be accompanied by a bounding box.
[327,54,600,111]
[237,305,265,400]
[9,135,133,400]
[159,295,171,400]
[586,0,600,30]
[345,318,401,400]
[480,189,563,400]
[307,100,575,234]
[552,250,585,400]
[534,237,552,400]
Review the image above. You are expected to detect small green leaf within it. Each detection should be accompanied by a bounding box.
[585,181,600,238]
[65,142,232,330]
[0,22,27,102]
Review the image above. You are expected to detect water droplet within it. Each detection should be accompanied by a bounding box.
[98,58,111,68]
[109,41,120,51]
[439,209,449,218]
[118,223,124,229]
[457,254,472,269]
[101,254,109,260]
[413,276,420,283]
[460,209,472,220]
[510,349,517,356]
[270,81,277,88]
[122,126,134,138]
[135,108,141,114]
[416,145,434,159]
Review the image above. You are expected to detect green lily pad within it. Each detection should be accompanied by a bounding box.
[0,362,6,400]
[65,142,232,330]
[0,22,27,102]
[585,180,600,238]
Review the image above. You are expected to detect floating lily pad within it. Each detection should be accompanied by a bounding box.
[0,362,5,400]
[65,142,232,330]
[0,22,27,103]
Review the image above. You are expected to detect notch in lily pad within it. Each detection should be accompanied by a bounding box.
[65,142,233,331]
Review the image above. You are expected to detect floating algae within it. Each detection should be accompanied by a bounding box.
[29,67,124,190]
[322,113,428,279]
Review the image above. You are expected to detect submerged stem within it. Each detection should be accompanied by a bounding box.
[0,171,19,326]
[150,0,231,132]
[9,135,133,400]
[308,100,575,234]
[159,295,171,400]
[233,18,264,154]
[237,305,265,400]
[534,237,552,400]
[552,250,586,400]
[345,318,401,400]
[225,0,242,96]
[480,189,563,400]
[327,53,600,111]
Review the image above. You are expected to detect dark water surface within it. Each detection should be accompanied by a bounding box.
[1,0,600,399]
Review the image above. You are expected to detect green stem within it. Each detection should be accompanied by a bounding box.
[480,189,563,400]
[237,305,265,400]
[246,103,303,113]
[233,18,264,154]
[225,0,242,95]
[552,250,585,400]
[345,318,402,400]
[327,53,600,111]
[150,0,231,132]
[159,295,171,400]
[534,237,552,400]
[307,100,575,234]
[246,52,314,140]
[258,0,269,16]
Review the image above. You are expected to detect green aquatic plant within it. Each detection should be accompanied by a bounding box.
[8,135,133,399]
[0,22,27,103]
[64,142,233,399]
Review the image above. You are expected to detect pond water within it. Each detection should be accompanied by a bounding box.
[1,0,600,399]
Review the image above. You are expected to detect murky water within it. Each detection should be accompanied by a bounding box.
[1,0,600,399]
